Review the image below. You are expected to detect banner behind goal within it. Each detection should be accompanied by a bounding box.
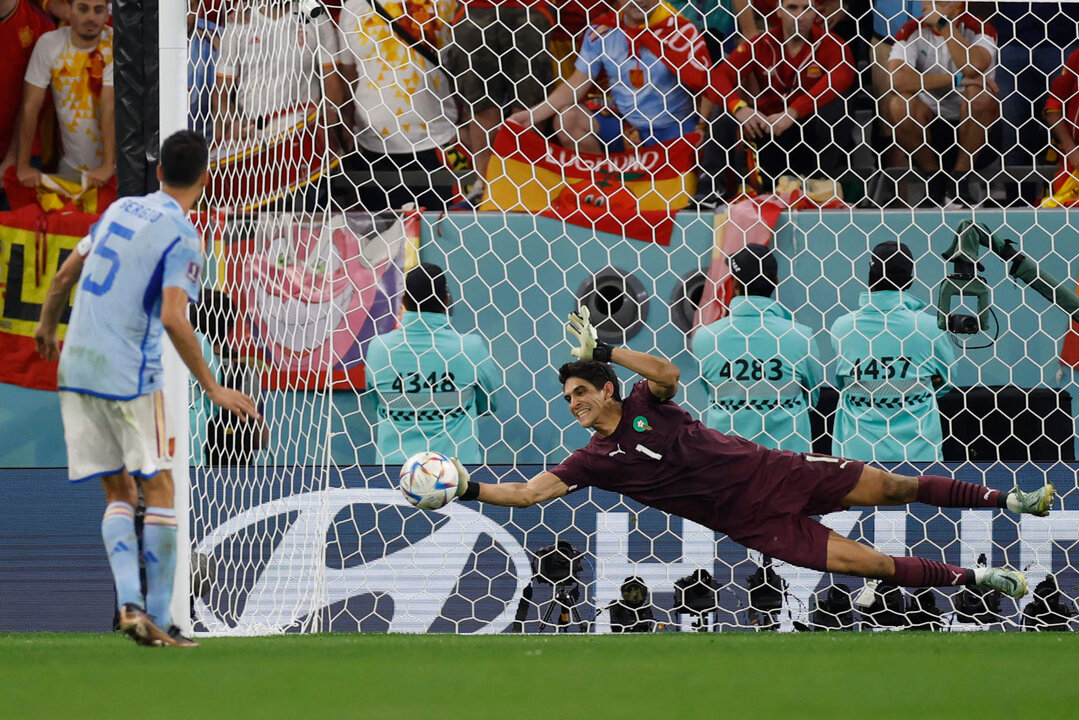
[181,0,1079,633]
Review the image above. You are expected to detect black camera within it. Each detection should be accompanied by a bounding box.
[807,583,854,631]
[534,540,582,587]
[673,569,721,631]
[1022,574,1074,631]
[947,313,981,335]
[529,541,586,633]
[607,576,655,633]
[746,558,787,631]
[953,553,1000,625]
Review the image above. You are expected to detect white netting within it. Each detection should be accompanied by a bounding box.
[183,0,1079,633]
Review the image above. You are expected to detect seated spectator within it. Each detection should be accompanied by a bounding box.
[714,0,855,188]
[446,0,554,200]
[213,2,342,143]
[991,2,1079,168]
[869,0,920,166]
[1045,46,1079,197]
[830,242,954,463]
[16,0,113,188]
[0,0,54,204]
[212,1,343,209]
[187,9,220,141]
[870,0,920,97]
[335,0,459,211]
[691,244,823,452]
[364,263,501,465]
[884,1,999,207]
[508,0,714,156]
[550,0,613,83]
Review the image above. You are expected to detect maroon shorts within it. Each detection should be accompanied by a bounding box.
[721,451,864,571]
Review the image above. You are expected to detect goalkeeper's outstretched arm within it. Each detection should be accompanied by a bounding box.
[451,460,569,508]
[566,306,679,400]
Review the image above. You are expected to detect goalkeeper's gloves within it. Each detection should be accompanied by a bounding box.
[566,305,613,363]
[451,457,479,500]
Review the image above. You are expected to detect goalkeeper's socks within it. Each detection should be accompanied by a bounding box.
[890,556,973,588]
[102,502,144,608]
[916,475,1003,509]
[143,507,178,629]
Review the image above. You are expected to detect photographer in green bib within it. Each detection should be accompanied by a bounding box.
[365,263,501,464]
[692,244,824,451]
[830,242,955,462]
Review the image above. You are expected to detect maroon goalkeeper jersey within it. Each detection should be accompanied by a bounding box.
[551,379,778,532]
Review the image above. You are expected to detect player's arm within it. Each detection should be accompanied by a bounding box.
[887,57,950,94]
[161,287,259,421]
[86,84,115,187]
[451,463,570,507]
[566,306,679,400]
[34,249,85,361]
[16,82,48,188]
[508,70,593,127]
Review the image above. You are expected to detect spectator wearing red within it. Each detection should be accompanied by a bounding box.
[0,0,54,194]
[714,0,855,186]
[17,0,113,189]
[1045,47,1079,196]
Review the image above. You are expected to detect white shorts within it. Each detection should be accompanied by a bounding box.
[916,89,963,123]
[59,391,173,482]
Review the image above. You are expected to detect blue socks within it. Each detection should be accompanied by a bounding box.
[101,502,143,609]
[143,507,178,629]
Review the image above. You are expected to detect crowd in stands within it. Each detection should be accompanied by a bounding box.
[3,0,1079,211]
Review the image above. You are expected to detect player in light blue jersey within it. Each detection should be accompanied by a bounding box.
[34,131,257,647]
[693,244,824,452]
[830,242,955,462]
[365,263,501,465]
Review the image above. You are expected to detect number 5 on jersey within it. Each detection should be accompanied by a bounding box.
[82,222,135,296]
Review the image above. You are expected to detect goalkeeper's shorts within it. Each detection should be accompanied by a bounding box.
[60,390,173,483]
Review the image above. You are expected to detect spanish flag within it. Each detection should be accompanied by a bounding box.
[0,203,98,390]
[480,121,698,245]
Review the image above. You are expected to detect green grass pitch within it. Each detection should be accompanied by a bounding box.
[3,632,1078,719]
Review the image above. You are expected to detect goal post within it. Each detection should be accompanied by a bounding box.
[161,0,1079,634]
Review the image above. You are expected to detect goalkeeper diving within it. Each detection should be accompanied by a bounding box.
[447,306,1054,598]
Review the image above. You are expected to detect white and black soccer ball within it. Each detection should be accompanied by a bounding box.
[399,451,459,510]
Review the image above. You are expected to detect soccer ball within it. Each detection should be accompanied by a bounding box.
[399,451,460,510]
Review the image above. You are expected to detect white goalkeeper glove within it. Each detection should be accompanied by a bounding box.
[566,305,613,363]
[451,457,472,498]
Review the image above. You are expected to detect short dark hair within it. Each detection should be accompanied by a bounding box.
[729,243,779,298]
[160,130,209,188]
[558,360,621,401]
[868,241,914,292]
[404,262,450,313]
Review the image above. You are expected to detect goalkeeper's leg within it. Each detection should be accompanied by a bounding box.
[825,531,1027,600]
[840,465,1055,518]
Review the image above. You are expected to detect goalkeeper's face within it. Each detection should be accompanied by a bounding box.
[563,377,616,430]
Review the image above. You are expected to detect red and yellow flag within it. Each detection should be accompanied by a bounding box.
[0,204,98,390]
[480,121,698,245]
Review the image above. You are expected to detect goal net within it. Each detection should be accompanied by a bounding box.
[182,0,1078,634]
